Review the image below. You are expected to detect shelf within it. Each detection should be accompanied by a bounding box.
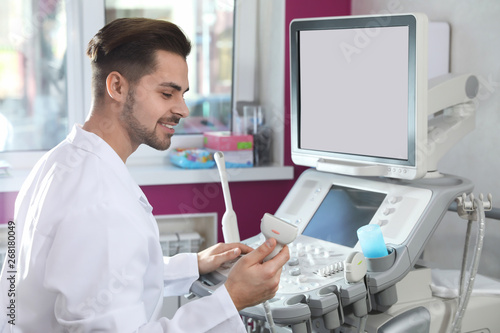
[129,164,294,186]
[0,164,294,192]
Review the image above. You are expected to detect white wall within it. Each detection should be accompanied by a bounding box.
[351,0,500,279]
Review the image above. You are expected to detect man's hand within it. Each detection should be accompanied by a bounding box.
[197,242,254,275]
[224,238,290,311]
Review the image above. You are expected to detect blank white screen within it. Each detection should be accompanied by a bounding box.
[299,26,409,160]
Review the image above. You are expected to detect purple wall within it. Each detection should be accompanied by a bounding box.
[0,192,16,222]
[0,0,351,241]
[142,180,295,241]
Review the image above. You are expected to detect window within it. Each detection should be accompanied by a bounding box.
[0,0,233,155]
[0,0,292,189]
[0,0,68,152]
[104,0,234,135]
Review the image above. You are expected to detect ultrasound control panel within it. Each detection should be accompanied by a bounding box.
[191,169,473,332]
[221,234,351,295]
[194,233,367,332]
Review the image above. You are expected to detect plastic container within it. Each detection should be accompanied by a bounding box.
[357,224,388,258]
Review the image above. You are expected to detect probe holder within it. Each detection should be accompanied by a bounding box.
[366,247,398,311]
[366,247,396,272]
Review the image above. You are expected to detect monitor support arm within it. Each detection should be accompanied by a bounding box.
[424,73,479,176]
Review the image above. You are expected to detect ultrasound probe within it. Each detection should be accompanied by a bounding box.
[214,151,240,243]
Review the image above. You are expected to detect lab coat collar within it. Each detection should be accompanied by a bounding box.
[67,125,154,214]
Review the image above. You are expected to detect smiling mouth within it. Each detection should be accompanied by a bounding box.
[159,117,181,130]
[160,123,174,129]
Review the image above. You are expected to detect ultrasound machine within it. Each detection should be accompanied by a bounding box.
[191,13,500,333]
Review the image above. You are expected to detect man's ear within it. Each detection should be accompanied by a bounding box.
[105,71,129,103]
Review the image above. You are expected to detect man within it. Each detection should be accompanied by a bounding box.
[0,18,289,332]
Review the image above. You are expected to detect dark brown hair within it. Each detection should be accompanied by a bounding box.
[86,18,192,101]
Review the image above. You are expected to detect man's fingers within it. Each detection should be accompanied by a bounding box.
[198,242,255,275]
[242,238,277,264]
[217,243,253,264]
[215,242,253,264]
[219,242,254,254]
[263,244,290,270]
[233,242,254,254]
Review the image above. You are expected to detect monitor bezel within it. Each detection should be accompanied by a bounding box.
[290,13,428,180]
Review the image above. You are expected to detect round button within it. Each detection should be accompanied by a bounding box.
[377,219,389,227]
[288,257,299,266]
[389,196,401,204]
[289,268,301,276]
[383,207,395,216]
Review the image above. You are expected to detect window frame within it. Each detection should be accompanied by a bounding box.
[0,0,103,168]
[0,0,222,166]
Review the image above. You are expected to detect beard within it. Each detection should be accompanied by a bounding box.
[120,89,175,151]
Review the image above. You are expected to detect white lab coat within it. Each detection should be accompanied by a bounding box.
[0,125,246,332]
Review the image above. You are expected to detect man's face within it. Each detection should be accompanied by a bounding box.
[119,50,190,151]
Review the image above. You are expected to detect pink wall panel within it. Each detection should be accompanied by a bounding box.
[142,180,295,241]
[0,192,16,222]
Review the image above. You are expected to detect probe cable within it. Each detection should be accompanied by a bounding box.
[263,300,277,333]
[449,197,486,333]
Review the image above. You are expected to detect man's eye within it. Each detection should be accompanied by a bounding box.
[162,93,172,98]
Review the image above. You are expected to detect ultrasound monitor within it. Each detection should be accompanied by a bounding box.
[290,13,429,180]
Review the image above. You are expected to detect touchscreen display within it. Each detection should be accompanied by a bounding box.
[302,185,386,247]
